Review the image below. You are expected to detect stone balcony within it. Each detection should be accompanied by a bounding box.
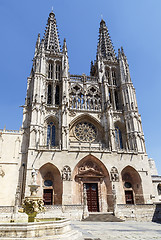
[70,74,98,83]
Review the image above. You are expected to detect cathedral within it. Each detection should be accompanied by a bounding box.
[0,10,161,220]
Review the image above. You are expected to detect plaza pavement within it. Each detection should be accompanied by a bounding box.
[71,221,161,240]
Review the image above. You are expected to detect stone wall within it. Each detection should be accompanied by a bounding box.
[152,203,161,223]
[0,130,22,206]
[116,204,156,221]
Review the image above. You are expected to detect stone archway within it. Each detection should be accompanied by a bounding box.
[38,163,62,205]
[121,166,144,204]
[72,155,113,212]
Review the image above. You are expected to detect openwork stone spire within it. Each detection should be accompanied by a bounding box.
[97,19,116,62]
[44,11,60,52]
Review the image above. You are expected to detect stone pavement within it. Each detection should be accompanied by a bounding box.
[71,221,161,240]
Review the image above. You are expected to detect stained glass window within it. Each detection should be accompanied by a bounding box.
[48,63,53,79]
[115,127,123,149]
[75,122,97,142]
[55,85,59,105]
[47,122,56,146]
[112,70,116,85]
[56,64,61,80]
[47,84,52,104]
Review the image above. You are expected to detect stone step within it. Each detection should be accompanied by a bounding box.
[82,213,124,222]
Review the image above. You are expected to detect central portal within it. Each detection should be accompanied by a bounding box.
[84,183,99,212]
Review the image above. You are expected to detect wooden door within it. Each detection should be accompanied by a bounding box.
[43,189,53,205]
[85,183,99,212]
[125,190,134,204]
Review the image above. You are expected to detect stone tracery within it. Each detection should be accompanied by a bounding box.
[69,84,101,111]
[74,122,97,142]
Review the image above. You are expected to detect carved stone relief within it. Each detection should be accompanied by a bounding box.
[110,167,119,182]
[78,161,103,176]
[62,165,71,181]
[68,110,76,117]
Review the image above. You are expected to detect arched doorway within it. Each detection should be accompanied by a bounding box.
[121,166,144,204]
[38,163,62,205]
[72,155,112,212]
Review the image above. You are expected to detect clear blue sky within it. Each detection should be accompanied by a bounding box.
[0,0,160,174]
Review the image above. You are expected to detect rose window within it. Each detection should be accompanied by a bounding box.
[74,122,97,142]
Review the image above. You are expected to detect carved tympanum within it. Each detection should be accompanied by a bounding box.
[78,161,103,176]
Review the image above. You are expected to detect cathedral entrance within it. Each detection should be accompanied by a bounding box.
[125,190,134,204]
[43,189,53,205]
[84,183,99,212]
[73,155,112,212]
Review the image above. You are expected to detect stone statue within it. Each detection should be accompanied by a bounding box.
[31,168,37,184]
[62,166,71,181]
[110,167,119,182]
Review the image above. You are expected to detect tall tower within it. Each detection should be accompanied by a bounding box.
[90,19,146,153]
[20,10,69,201]
[18,11,156,213]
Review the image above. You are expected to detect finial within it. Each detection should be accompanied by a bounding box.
[51,6,53,12]
[101,14,103,20]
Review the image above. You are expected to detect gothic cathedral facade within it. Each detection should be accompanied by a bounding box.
[0,11,161,217]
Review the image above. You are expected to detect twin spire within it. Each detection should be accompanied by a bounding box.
[36,10,116,62]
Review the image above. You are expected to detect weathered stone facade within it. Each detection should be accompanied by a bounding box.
[0,10,161,219]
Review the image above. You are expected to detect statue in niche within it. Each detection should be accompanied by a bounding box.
[62,166,71,181]
[0,165,5,177]
[110,167,119,182]
[31,168,37,184]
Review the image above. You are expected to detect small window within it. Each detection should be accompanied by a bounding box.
[44,180,53,187]
[48,63,53,79]
[157,184,161,195]
[112,71,117,85]
[115,127,123,149]
[55,85,60,105]
[105,69,110,84]
[109,89,112,103]
[115,90,119,110]
[47,122,56,146]
[124,182,132,188]
[47,84,52,104]
[56,64,61,80]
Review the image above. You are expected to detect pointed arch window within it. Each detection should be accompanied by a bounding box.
[157,184,161,196]
[115,90,119,110]
[48,63,53,79]
[115,127,123,149]
[56,64,61,80]
[47,84,52,104]
[112,71,117,85]
[55,85,60,105]
[47,122,56,146]
[105,69,110,84]
[109,89,112,103]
